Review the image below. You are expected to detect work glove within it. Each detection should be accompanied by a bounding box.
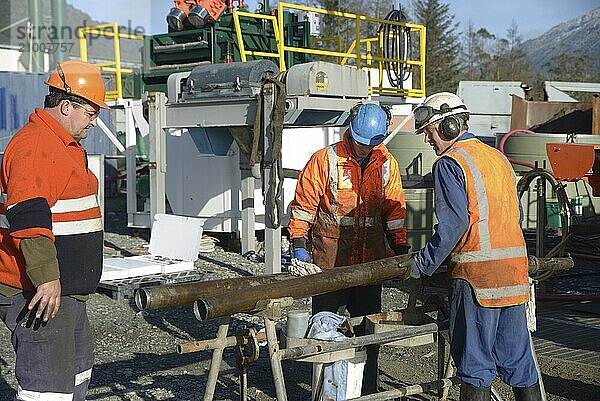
[401,253,421,280]
[289,258,322,277]
[293,247,311,262]
[393,245,410,256]
[409,262,421,279]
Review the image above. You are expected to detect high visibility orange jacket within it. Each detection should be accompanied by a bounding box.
[289,131,409,269]
[444,138,529,307]
[0,108,103,294]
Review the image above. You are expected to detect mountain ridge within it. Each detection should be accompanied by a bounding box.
[520,7,600,76]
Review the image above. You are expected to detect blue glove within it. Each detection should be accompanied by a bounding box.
[293,247,310,262]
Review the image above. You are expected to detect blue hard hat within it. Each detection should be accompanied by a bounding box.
[349,103,388,146]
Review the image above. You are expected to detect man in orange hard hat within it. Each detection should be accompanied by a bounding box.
[0,60,108,400]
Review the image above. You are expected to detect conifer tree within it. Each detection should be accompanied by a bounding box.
[411,0,461,94]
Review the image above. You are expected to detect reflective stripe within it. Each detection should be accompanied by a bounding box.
[0,214,8,229]
[451,148,492,250]
[0,193,6,203]
[339,216,354,226]
[475,284,530,300]
[449,246,528,263]
[51,195,99,214]
[363,217,375,226]
[292,209,315,223]
[386,219,405,230]
[327,144,338,212]
[53,218,103,236]
[381,158,390,196]
[74,368,93,386]
[338,216,375,226]
[17,386,73,401]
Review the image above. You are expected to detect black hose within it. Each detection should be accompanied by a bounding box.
[517,169,572,281]
[379,8,411,89]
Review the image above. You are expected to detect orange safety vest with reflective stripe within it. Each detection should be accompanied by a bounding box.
[0,109,103,294]
[443,138,529,307]
[289,131,409,269]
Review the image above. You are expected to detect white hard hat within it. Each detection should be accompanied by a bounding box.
[413,92,469,133]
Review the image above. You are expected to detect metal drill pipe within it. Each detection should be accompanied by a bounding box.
[177,331,267,354]
[527,255,573,273]
[194,254,414,321]
[350,377,461,400]
[135,274,291,310]
[279,322,442,361]
[192,255,573,321]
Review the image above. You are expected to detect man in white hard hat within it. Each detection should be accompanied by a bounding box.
[407,92,544,401]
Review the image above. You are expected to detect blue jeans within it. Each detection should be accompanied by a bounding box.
[0,293,94,400]
[449,279,539,388]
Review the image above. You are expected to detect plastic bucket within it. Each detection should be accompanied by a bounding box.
[546,201,561,228]
[311,349,366,400]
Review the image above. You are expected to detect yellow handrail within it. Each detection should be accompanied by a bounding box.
[230,2,426,97]
[78,23,144,101]
[277,2,426,97]
[232,11,282,62]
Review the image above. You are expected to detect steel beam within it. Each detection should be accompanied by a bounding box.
[148,92,167,228]
[262,82,281,274]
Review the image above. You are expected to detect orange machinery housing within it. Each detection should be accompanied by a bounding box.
[546,143,600,196]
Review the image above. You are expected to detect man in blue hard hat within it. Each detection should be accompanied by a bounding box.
[288,103,410,395]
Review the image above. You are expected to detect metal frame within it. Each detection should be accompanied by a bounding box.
[177,294,456,401]
[147,93,167,229]
[96,99,152,228]
[149,72,366,272]
[232,11,282,62]
[229,3,426,97]
[276,2,426,97]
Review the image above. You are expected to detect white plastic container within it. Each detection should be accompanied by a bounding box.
[311,349,366,400]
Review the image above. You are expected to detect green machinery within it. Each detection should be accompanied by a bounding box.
[132,9,311,96]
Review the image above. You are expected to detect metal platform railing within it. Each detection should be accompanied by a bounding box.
[78,23,144,100]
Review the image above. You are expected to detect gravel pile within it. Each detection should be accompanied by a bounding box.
[0,202,598,400]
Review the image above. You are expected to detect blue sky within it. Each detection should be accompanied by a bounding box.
[66,0,599,39]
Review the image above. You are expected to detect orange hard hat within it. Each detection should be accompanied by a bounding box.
[45,60,109,109]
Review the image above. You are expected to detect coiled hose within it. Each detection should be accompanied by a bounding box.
[500,129,572,281]
[517,169,571,281]
[379,9,411,89]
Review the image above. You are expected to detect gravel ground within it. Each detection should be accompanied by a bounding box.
[0,198,598,400]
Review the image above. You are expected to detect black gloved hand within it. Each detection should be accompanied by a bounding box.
[393,245,410,256]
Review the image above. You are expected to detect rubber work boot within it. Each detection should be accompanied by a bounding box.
[513,381,544,401]
[459,383,491,401]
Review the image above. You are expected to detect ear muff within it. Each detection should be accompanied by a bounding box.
[440,115,460,140]
[381,105,392,127]
[349,102,362,119]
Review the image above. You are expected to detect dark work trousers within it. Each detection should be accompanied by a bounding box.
[449,279,539,388]
[312,284,382,395]
[0,293,94,400]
